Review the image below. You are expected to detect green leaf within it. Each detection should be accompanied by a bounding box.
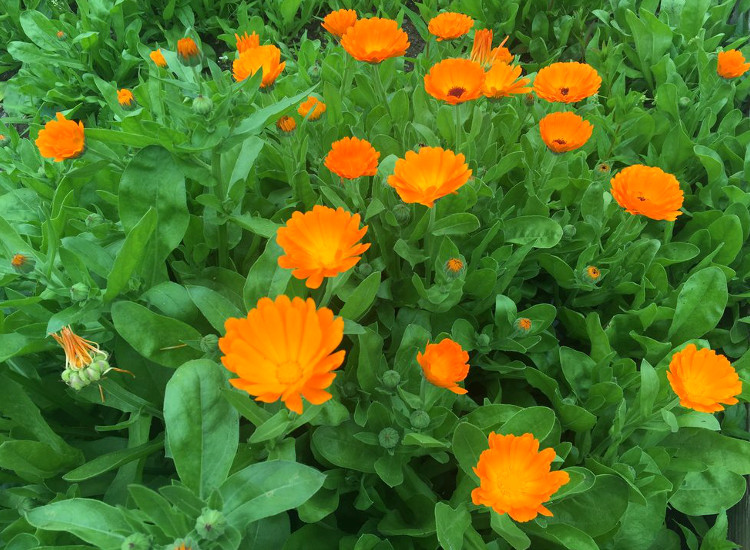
[668,267,727,342]
[128,485,189,539]
[546,474,629,536]
[103,208,157,302]
[312,422,378,473]
[503,216,563,248]
[559,347,595,400]
[670,469,746,515]
[435,503,471,550]
[164,359,239,498]
[499,406,556,442]
[662,428,750,474]
[20,11,62,51]
[243,238,292,309]
[452,422,487,478]
[63,435,164,482]
[431,213,480,236]
[339,271,381,321]
[490,512,530,550]
[26,499,131,548]
[639,359,659,418]
[187,285,243,333]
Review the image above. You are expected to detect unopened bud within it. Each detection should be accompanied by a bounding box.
[200,334,219,353]
[378,427,399,449]
[69,282,89,302]
[342,381,358,397]
[195,508,226,541]
[583,265,601,283]
[192,95,213,115]
[120,533,151,550]
[67,372,87,390]
[409,410,430,430]
[476,333,490,348]
[307,63,321,79]
[85,213,105,227]
[444,257,465,278]
[392,203,411,225]
[562,224,576,239]
[381,370,401,389]
[356,262,373,278]
[524,93,535,106]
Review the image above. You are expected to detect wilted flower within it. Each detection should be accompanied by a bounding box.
[610,165,683,221]
[117,88,135,108]
[472,432,570,522]
[533,62,602,103]
[219,295,345,414]
[482,62,531,98]
[298,96,326,120]
[424,58,486,104]
[150,49,167,67]
[233,45,285,87]
[35,112,85,162]
[428,12,474,41]
[388,147,472,207]
[322,9,357,38]
[235,31,260,54]
[667,344,742,413]
[717,49,750,78]
[177,37,200,64]
[276,115,296,133]
[539,111,593,153]
[51,325,106,371]
[470,30,512,68]
[340,17,410,63]
[324,137,380,179]
[417,338,470,394]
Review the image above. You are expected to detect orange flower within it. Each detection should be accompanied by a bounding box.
[472,432,570,522]
[276,116,296,133]
[516,318,532,331]
[56,30,65,39]
[150,49,167,67]
[51,326,106,371]
[539,111,593,153]
[117,88,135,108]
[35,112,85,162]
[388,147,472,207]
[298,96,326,120]
[533,62,601,103]
[235,31,260,53]
[219,295,345,414]
[470,30,512,68]
[324,137,380,179]
[717,49,750,78]
[277,205,370,289]
[417,339,470,394]
[610,165,683,221]
[445,258,464,273]
[340,17,410,63]
[428,12,474,41]
[11,253,26,268]
[232,45,285,87]
[424,58,486,104]
[667,344,742,413]
[177,37,200,63]
[586,265,601,280]
[322,9,357,38]
[483,62,531,98]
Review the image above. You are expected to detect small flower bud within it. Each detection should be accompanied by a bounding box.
[11,253,34,274]
[356,262,373,278]
[192,95,214,115]
[0,134,9,146]
[69,282,89,302]
[121,533,151,550]
[562,224,576,239]
[409,410,430,430]
[90,358,110,375]
[81,365,102,382]
[276,116,296,134]
[195,508,226,541]
[67,371,87,390]
[524,93,535,106]
[476,333,491,348]
[444,257,465,278]
[678,96,690,109]
[583,265,601,283]
[381,370,401,389]
[515,318,532,333]
[342,381,358,397]
[378,427,399,449]
[307,63,321,79]
[200,334,219,353]
[85,212,105,228]
[57,30,66,39]
[392,203,411,225]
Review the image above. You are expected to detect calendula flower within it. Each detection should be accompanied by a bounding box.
[298,96,326,120]
[177,37,200,63]
[56,30,65,39]
[388,147,472,207]
[717,49,750,78]
[539,111,593,153]
[322,9,357,38]
[667,344,742,413]
[150,49,167,67]
[11,253,26,268]
[445,257,465,275]
[516,318,532,332]
[424,58,486,104]
[417,338,470,394]
[610,165,683,221]
[340,17,410,63]
[483,62,531,98]
[233,45,285,87]
[117,88,135,108]
[277,205,370,289]
[324,137,380,179]
[276,116,296,133]
[470,30,512,68]
[472,432,570,522]
[51,326,106,371]
[428,12,474,41]
[596,162,610,173]
[219,295,346,414]
[585,265,601,281]
[35,112,85,162]
[235,31,260,53]
[533,62,601,103]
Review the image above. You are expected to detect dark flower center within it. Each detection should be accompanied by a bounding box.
[637,195,647,202]
[553,139,567,145]
[448,86,466,98]
[560,87,569,96]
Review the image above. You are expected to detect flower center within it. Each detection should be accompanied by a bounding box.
[636,195,647,202]
[560,87,569,96]
[276,361,303,384]
[553,139,567,145]
[448,86,466,98]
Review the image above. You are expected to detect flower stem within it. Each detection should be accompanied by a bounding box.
[424,205,437,284]
[454,103,462,152]
[212,149,228,268]
[371,63,388,107]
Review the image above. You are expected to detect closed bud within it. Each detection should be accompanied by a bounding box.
[0,134,9,146]
[562,224,576,239]
[378,427,399,449]
[85,212,105,227]
[409,410,430,429]
[342,381,358,397]
[195,508,226,541]
[583,265,601,283]
[69,282,89,302]
[381,369,401,389]
[524,93,535,106]
[392,203,411,225]
[444,257,465,278]
[192,95,214,115]
[121,533,151,550]
[200,334,219,353]
[90,358,110,375]
[476,333,491,348]
[67,372,87,390]
[307,63,321,79]
[356,262,373,278]
[678,96,690,109]
[81,365,102,382]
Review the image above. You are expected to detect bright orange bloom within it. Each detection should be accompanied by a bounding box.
[533,62,601,103]
[322,9,358,38]
[219,296,345,414]
[610,165,683,221]
[117,88,135,107]
[232,45,285,87]
[235,31,260,53]
[428,12,474,41]
[717,49,750,78]
[470,30,512,68]
[324,137,380,179]
[11,253,26,267]
[51,326,106,371]
[446,258,464,273]
[424,58,486,104]
[150,49,167,67]
[417,339,470,394]
[472,432,570,522]
[276,116,296,133]
[516,318,532,331]
[483,62,531,98]
[388,147,471,207]
[277,205,370,289]
[57,30,65,39]
[667,344,742,413]
[586,265,601,280]
[177,38,200,62]
[539,111,593,153]
[298,96,326,120]
[340,17,410,63]
[35,112,85,162]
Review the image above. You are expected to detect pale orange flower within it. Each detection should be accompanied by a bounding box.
[610,165,683,221]
[482,62,531,98]
[472,432,570,522]
[235,31,260,53]
[417,339,470,394]
[470,30,512,68]
[177,38,200,63]
[388,147,471,207]
[667,344,742,413]
[322,9,358,38]
[516,318,532,331]
[277,205,370,289]
[51,326,105,370]
[150,49,167,67]
[117,88,135,108]
[533,62,601,103]
[11,253,26,268]
[539,111,593,153]
[340,17,410,63]
[424,58,486,104]
[324,137,380,179]
[717,49,750,78]
[298,96,326,120]
[35,112,85,162]
[276,116,296,133]
[428,12,474,41]
[232,45,285,87]
[219,296,345,414]
[56,30,65,39]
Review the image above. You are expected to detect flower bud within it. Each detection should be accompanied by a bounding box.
[11,253,34,274]
[562,224,576,239]
[81,365,103,383]
[66,371,87,390]
[444,257,465,278]
[120,533,151,550]
[85,212,105,228]
[378,427,399,449]
[381,370,401,389]
[195,508,226,541]
[515,318,532,333]
[90,358,110,375]
[356,262,373,278]
[342,381,358,397]
[678,96,690,109]
[0,134,9,146]
[583,265,601,283]
[392,203,411,225]
[200,334,219,353]
[409,410,430,430]
[524,93,535,106]
[307,63,321,79]
[192,95,214,115]
[69,282,89,302]
[476,333,491,348]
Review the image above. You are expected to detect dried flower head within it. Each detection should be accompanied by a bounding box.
[667,344,742,413]
[717,49,750,79]
[150,49,167,67]
[298,96,326,120]
[340,17,410,63]
[276,116,296,133]
[533,62,602,103]
[35,112,85,162]
[322,9,358,38]
[596,162,610,173]
[117,88,135,108]
[483,62,531,98]
[324,137,380,179]
[177,37,200,63]
[277,205,370,289]
[539,111,593,153]
[388,147,472,207]
[424,58,486,104]
[428,12,474,41]
[235,31,260,54]
[610,165,683,221]
[51,326,107,371]
[219,295,346,414]
[472,432,570,522]
[417,338,470,394]
[232,45,285,87]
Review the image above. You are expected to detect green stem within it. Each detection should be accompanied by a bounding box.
[454,103,462,152]
[424,206,437,284]
[212,149,228,268]
[371,63,388,107]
